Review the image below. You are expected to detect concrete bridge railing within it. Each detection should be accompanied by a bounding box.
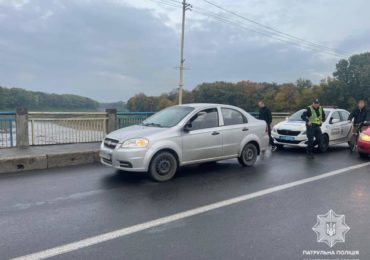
[0,108,291,149]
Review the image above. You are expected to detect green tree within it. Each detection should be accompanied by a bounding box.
[296,78,313,89]
[333,52,370,105]
[157,96,173,110]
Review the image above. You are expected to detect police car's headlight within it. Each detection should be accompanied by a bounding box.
[359,133,370,142]
[272,127,277,133]
[301,130,306,135]
[121,138,149,148]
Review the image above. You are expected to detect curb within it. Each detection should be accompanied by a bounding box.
[0,151,100,174]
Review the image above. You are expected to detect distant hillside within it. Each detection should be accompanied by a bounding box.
[99,101,128,112]
[0,86,99,111]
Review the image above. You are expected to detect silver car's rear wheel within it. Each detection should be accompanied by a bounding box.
[238,143,258,167]
[149,152,178,182]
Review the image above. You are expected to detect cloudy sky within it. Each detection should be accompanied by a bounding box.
[0,0,369,102]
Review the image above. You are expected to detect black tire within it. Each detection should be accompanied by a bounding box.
[149,152,178,182]
[359,152,369,159]
[238,143,258,167]
[318,135,329,153]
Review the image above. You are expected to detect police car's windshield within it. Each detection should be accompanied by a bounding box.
[288,109,330,122]
[141,106,194,128]
[288,109,305,121]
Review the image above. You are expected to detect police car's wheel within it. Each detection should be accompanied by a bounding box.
[238,143,258,167]
[149,152,178,182]
[318,135,329,153]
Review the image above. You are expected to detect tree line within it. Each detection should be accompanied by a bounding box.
[127,52,370,112]
[0,87,100,111]
[1,53,368,112]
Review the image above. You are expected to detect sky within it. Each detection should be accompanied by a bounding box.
[0,0,369,102]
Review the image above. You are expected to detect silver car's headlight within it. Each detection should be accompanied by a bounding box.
[301,131,306,135]
[272,127,278,133]
[120,138,149,149]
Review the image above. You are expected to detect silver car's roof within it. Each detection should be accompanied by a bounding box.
[178,103,240,109]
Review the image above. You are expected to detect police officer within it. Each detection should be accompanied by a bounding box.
[258,100,277,152]
[301,99,326,159]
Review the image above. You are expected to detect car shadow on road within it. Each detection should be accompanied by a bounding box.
[101,159,265,189]
[275,144,352,155]
[100,144,366,188]
[102,170,149,187]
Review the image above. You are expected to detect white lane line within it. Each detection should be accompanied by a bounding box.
[11,162,370,260]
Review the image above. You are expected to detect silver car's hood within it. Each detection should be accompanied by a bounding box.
[106,125,167,142]
[275,120,306,131]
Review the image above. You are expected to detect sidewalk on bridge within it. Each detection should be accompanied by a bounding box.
[0,143,101,174]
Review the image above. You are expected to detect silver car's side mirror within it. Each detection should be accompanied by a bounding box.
[184,123,192,132]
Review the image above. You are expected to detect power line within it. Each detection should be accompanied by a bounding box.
[163,0,183,4]
[200,0,351,56]
[146,0,182,8]
[146,0,347,58]
[191,7,346,58]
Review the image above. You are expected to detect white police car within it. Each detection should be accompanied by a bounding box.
[272,108,352,152]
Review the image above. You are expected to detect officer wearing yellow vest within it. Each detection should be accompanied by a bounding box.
[301,99,326,159]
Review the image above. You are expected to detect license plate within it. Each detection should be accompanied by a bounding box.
[280,135,295,141]
[99,151,112,160]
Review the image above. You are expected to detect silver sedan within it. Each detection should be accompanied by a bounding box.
[100,103,269,181]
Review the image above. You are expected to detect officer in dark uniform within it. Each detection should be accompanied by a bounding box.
[301,99,326,159]
[348,99,368,131]
[258,100,277,152]
[348,99,368,151]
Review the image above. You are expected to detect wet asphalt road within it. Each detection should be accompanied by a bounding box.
[0,145,369,260]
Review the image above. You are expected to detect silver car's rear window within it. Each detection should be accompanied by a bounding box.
[142,106,194,128]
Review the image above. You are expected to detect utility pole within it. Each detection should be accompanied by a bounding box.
[178,0,191,105]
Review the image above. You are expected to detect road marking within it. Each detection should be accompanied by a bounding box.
[11,162,370,260]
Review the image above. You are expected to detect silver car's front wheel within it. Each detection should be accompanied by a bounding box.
[318,134,329,153]
[238,143,258,167]
[149,152,178,182]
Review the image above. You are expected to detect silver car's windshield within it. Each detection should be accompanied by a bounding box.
[142,106,194,128]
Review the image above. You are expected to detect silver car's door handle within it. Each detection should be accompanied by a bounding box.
[211,131,220,135]
[242,127,249,131]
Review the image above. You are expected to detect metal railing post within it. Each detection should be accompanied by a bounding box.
[9,119,14,147]
[31,119,35,145]
[103,119,107,134]
[16,107,29,148]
